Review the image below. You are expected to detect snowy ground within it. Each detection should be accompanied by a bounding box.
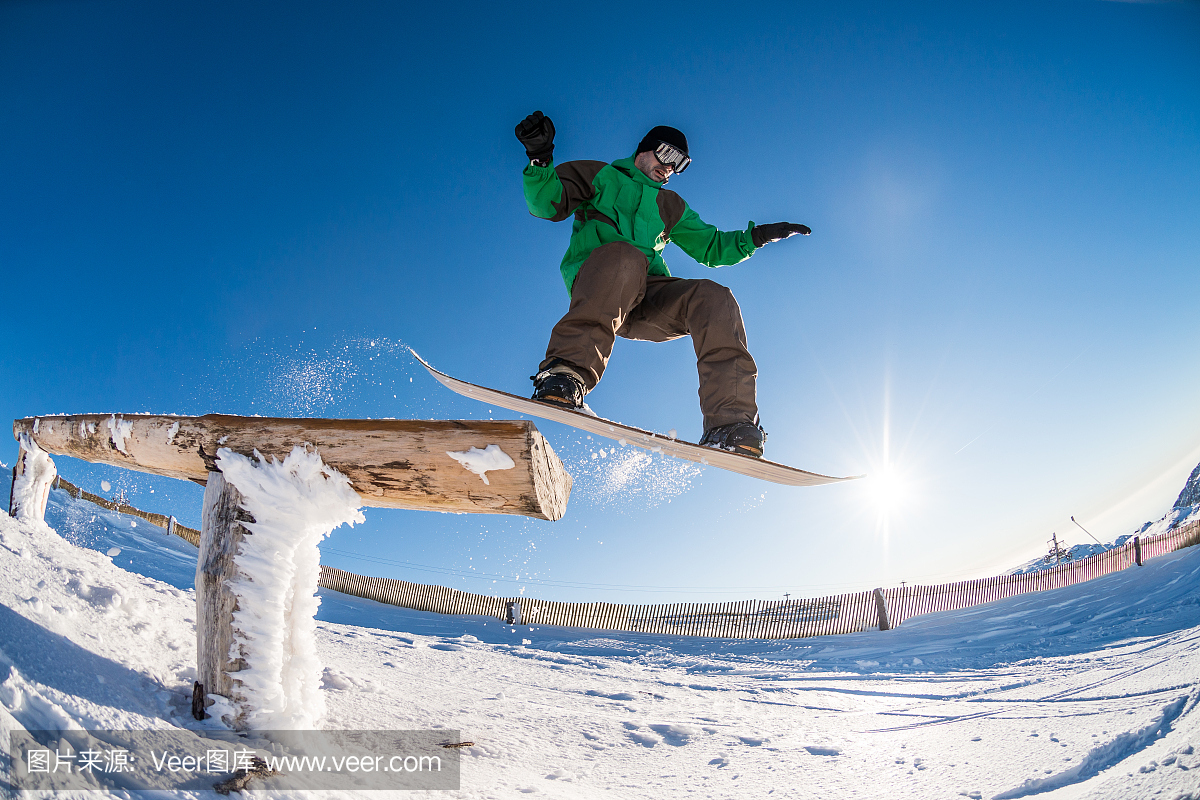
[2,493,1199,798]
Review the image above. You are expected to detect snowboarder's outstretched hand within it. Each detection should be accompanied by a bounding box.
[752,222,811,247]
[516,110,555,165]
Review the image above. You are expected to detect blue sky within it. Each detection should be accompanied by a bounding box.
[3,0,1198,603]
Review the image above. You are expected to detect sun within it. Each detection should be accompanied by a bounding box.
[852,376,922,535]
[866,464,911,513]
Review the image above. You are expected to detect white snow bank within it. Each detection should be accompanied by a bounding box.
[446,444,515,485]
[215,446,364,730]
[0,661,86,735]
[4,493,1200,798]
[11,433,56,524]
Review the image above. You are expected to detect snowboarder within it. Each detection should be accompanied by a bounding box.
[517,110,810,458]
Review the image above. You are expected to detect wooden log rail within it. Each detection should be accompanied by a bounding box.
[13,411,573,730]
[13,414,571,521]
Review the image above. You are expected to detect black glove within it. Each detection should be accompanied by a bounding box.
[751,222,811,248]
[515,110,555,165]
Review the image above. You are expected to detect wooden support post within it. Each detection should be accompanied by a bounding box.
[10,440,57,524]
[873,587,891,631]
[195,470,252,728]
[1134,535,1143,567]
[193,450,361,730]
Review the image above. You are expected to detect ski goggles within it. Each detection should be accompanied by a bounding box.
[653,141,691,173]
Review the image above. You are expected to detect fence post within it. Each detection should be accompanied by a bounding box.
[194,470,252,726]
[167,515,177,538]
[873,587,891,631]
[1134,535,1142,567]
[506,601,521,625]
[10,439,57,524]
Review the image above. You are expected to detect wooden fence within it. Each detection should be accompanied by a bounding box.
[878,526,1195,628]
[30,474,1200,640]
[51,476,202,546]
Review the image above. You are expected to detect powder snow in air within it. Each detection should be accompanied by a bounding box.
[213,445,364,729]
[568,438,702,510]
[446,444,515,485]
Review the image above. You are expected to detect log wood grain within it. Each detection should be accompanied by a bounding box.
[196,470,249,725]
[13,414,571,521]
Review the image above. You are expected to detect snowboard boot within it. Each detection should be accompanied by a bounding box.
[531,363,587,411]
[700,421,767,458]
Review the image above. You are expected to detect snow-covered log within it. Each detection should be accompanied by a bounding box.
[9,433,56,524]
[196,447,364,730]
[13,413,571,521]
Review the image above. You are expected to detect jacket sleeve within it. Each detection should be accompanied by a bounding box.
[669,203,757,267]
[522,160,603,222]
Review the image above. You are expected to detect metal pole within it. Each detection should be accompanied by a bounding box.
[1070,516,1103,545]
[1048,533,1064,564]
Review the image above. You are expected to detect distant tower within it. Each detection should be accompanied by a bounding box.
[1046,532,1069,565]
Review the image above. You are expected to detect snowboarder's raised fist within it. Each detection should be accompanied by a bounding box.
[516,111,556,166]
[751,222,811,247]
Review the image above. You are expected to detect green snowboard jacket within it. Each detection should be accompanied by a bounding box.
[523,155,758,295]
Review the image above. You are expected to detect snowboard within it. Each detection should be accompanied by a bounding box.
[411,350,861,487]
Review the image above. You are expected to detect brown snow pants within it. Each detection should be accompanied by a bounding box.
[541,241,759,432]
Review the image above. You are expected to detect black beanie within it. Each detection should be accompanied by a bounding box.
[636,125,688,156]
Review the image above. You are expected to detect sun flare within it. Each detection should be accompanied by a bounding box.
[867,465,911,512]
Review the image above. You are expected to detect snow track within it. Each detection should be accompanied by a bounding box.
[992,691,1195,798]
